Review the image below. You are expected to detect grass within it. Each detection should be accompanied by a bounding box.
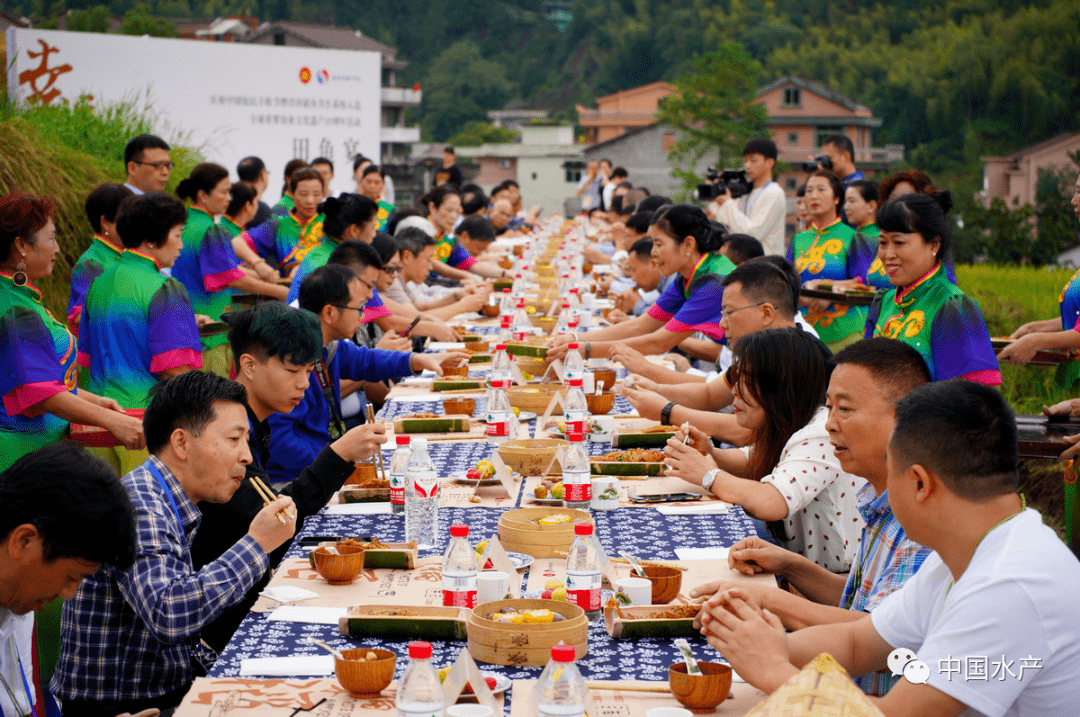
[957,263,1077,538]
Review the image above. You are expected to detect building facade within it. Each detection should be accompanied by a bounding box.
[982,132,1080,210]
[576,81,676,145]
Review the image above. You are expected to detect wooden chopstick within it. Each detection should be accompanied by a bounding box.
[248,475,294,524]
[366,404,389,483]
[586,682,670,693]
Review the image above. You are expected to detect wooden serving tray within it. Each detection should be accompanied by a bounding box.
[1015,414,1080,458]
[339,605,468,641]
[604,604,697,639]
[610,429,676,448]
[800,287,877,307]
[306,541,418,570]
[70,408,146,448]
[198,321,227,337]
[339,486,391,503]
[590,460,666,476]
[991,338,1080,366]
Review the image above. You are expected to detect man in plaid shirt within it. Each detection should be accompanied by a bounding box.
[51,372,296,717]
[688,338,933,696]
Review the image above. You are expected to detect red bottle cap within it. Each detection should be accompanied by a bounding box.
[551,644,576,663]
[574,523,594,536]
[408,641,432,659]
[396,436,411,445]
[450,524,469,538]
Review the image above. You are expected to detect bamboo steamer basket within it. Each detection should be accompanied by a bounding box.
[514,356,548,376]
[468,598,588,666]
[497,507,592,557]
[506,385,566,415]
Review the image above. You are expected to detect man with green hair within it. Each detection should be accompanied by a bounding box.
[190,301,388,650]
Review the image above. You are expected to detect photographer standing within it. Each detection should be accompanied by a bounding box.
[707,139,787,256]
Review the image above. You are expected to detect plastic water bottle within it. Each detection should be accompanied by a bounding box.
[511,307,531,342]
[486,384,513,445]
[563,343,585,386]
[404,438,439,549]
[499,288,514,330]
[558,274,572,301]
[441,524,478,607]
[563,379,588,435]
[553,309,571,337]
[565,523,602,623]
[562,431,592,510]
[396,641,445,717]
[512,273,527,308]
[389,436,411,515]
[490,344,513,388]
[536,644,587,717]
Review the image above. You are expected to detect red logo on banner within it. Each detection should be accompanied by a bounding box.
[299,67,312,83]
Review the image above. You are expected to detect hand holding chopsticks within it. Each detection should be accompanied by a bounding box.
[248,474,296,525]
[366,404,390,484]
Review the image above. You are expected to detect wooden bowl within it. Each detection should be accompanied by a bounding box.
[585,391,615,415]
[668,662,732,713]
[644,565,683,604]
[468,599,588,666]
[344,461,379,486]
[530,316,558,333]
[498,258,514,270]
[512,245,525,257]
[335,648,396,696]
[497,508,594,558]
[443,397,476,416]
[506,385,566,415]
[497,438,568,476]
[582,261,594,275]
[443,364,469,378]
[592,369,617,392]
[535,264,555,278]
[515,357,548,378]
[482,303,500,318]
[312,544,366,585]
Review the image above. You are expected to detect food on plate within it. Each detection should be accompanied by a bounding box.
[344,650,384,662]
[603,599,699,619]
[338,538,416,550]
[436,666,498,693]
[550,483,564,500]
[484,607,567,623]
[533,484,549,499]
[401,412,441,419]
[470,460,497,480]
[365,608,419,616]
[594,448,666,463]
[537,513,571,525]
[540,584,568,601]
[640,425,679,434]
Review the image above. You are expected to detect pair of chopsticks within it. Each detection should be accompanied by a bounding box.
[609,557,689,572]
[366,404,390,484]
[586,682,670,693]
[248,474,295,525]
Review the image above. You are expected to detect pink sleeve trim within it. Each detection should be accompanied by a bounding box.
[77,350,91,368]
[960,369,1002,386]
[204,267,246,292]
[4,381,68,416]
[646,304,673,322]
[666,319,725,343]
[1072,315,1080,331]
[363,305,393,323]
[67,306,82,335]
[241,233,257,253]
[151,347,204,373]
[459,255,477,270]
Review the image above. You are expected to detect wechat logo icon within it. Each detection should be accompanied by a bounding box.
[888,648,931,685]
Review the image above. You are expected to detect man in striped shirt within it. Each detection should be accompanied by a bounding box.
[689,337,933,696]
[51,372,296,717]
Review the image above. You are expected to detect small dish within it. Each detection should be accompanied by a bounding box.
[456,672,511,702]
[516,411,537,421]
[451,471,521,486]
[506,552,534,569]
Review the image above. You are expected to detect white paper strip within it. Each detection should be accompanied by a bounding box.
[325,503,393,515]
[267,606,348,625]
[655,502,731,516]
[239,655,335,676]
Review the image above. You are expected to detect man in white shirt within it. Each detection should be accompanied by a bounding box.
[708,138,787,256]
[700,379,1080,717]
[123,134,172,195]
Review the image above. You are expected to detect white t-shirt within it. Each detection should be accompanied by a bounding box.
[0,608,36,717]
[871,509,1080,717]
[712,181,787,256]
[743,406,866,571]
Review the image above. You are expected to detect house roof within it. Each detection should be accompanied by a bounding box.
[244,21,405,67]
[757,76,870,114]
[985,131,1080,163]
[581,124,661,152]
[0,10,31,30]
[593,81,676,105]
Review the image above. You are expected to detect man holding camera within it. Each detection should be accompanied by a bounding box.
[707,138,787,256]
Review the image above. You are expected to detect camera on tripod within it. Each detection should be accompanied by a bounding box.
[695,167,753,202]
[802,155,834,173]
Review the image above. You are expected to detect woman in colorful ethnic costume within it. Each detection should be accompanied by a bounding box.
[172,163,287,376]
[271,158,309,218]
[788,170,874,352]
[545,204,733,362]
[1000,173,1080,383]
[67,183,133,333]
[358,164,394,232]
[236,168,327,278]
[845,180,890,291]
[0,192,144,472]
[219,182,260,240]
[77,193,203,475]
[423,185,507,282]
[865,192,1000,384]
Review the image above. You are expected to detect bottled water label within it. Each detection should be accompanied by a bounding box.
[564,409,587,435]
[562,469,591,502]
[442,575,477,607]
[490,378,512,390]
[566,573,601,611]
[413,476,439,498]
[512,329,529,341]
[486,419,510,437]
[390,474,405,506]
[500,314,513,329]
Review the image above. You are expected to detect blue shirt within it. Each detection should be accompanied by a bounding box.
[265,341,414,482]
[51,456,268,702]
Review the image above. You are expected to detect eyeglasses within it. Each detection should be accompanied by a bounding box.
[332,304,366,315]
[719,301,767,319]
[134,160,174,171]
[382,265,403,275]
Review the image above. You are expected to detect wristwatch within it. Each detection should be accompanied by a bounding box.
[702,469,719,494]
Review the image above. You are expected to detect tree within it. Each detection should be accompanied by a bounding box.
[419,40,514,142]
[655,44,769,200]
[1034,159,1080,263]
[67,6,111,33]
[447,121,517,147]
[120,4,179,38]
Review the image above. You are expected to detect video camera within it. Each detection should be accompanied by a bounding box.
[802,155,834,173]
[695,168,753,202]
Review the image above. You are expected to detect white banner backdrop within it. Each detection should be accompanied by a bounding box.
[6,28,381,195]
